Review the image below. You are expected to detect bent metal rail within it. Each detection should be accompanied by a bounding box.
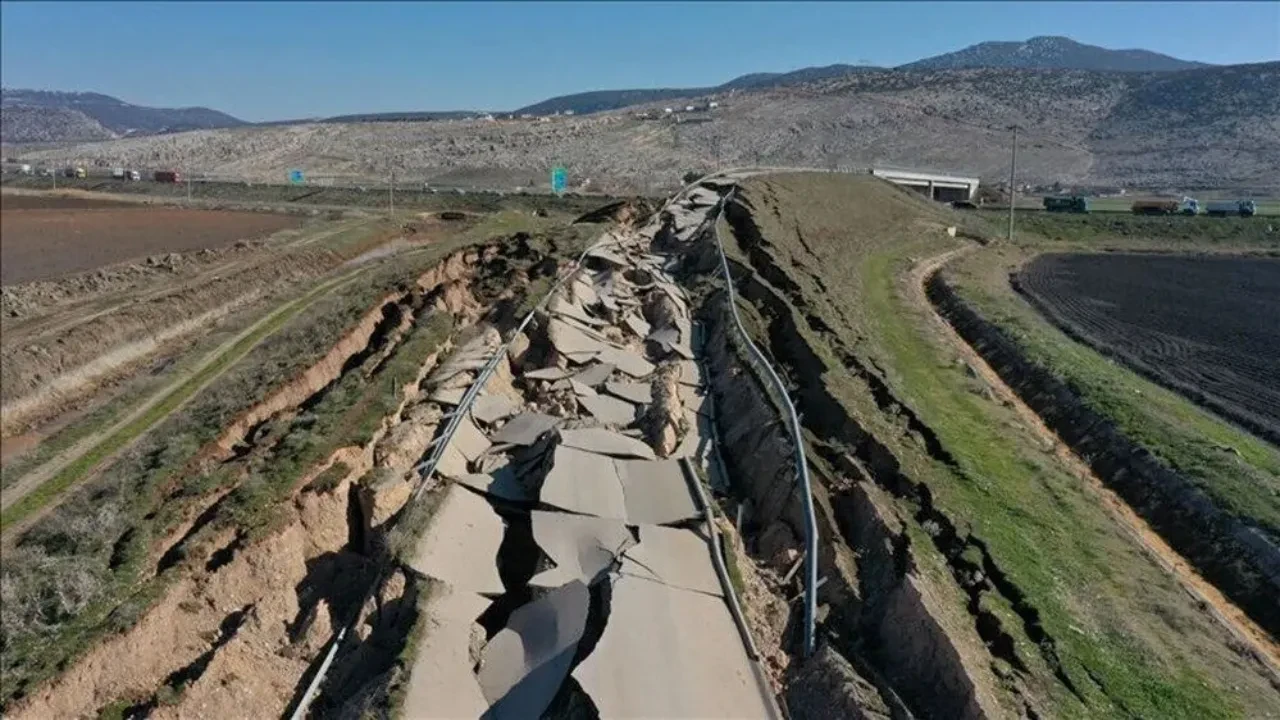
[707,184,819,658]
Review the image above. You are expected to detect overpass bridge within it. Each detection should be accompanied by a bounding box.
[871,166,981,203]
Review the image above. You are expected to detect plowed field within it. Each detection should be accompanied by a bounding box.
[1019,253,1280,443]
[0,196,302,284]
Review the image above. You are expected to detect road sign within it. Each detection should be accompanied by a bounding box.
[289,169,305,184]
[551,166,567,195]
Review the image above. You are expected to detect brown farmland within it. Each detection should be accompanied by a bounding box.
[1018,253,1280,444]
[0,195,302,285]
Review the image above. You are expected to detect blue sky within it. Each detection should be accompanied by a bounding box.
[2,1,1276,121]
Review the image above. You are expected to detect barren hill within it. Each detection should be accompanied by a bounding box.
[901,35,1210,73]
[0,89,246,143]
[12,63,1279,193]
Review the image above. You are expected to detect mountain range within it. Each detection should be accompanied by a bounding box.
[1,36,1219,143]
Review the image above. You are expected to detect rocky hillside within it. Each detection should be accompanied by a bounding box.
[0,105,115,143]
[0,89,246,142]
[12,63,1277,193]
[901,35,1210,73]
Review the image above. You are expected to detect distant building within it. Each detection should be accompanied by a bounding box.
[663,108,674,114]
[709,101,719,109]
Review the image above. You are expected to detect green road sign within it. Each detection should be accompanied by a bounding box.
[551,166,567,195]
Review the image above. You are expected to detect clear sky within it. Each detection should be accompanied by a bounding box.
[2,1,1276,121]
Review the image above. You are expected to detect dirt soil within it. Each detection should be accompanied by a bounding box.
[1018,253,1280,445]
[0,198,302,285]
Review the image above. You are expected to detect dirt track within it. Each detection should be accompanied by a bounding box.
[912,245,1280,679]
[0,199,301,285]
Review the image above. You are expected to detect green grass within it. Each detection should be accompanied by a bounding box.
[715,172,1276,717]
[993,209,1280,247]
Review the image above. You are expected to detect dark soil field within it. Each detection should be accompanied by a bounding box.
[0,199,302,285]
[1019,253,1280,444]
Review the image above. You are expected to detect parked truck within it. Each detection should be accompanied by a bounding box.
[153,170,181,183]
[112,167,126,179]
[1043,196,1090,213]
[19,164,32,175]
[62,167,87,179]
[1205,200,1257,217]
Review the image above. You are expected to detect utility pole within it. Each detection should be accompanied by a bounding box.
[389,167,396,218]
[186,171,192,203]
[1007,124,1018,243]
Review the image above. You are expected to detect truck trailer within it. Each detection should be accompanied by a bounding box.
[1132,198,1198,216]
[153,170,181,183]
[1205,200,1257,217]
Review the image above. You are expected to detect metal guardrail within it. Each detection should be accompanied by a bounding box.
[704,183,819,658]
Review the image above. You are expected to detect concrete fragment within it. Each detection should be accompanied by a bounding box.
[573,575,778,719]
[624,312,652,339]
[605,380,652,405]
[620,524,721,596]
[408,484,506,594]
[451,414,491,461]
[454,466,529,503]
[529,511,635,588]
[429,386,467,406]
[548,318,609,357]
[569,379,597,397]
[579,394,638,425]
[490,412,560,446]
[560,428,656,460]
[616,458,700,525]
[473,395,519,425]
[479,581,590,720]
[549,295,607,327]
[524,366,575,381]
[597,346,655,379]
[401,582,491,719]
[540,445,628,519]
[571,362,615,388]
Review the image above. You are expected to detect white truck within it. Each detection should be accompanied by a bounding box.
[19,163,33,175]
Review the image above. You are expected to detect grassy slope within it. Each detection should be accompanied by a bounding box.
[0,208,591,707]
[727,173,1276,718]
[945,221,1280,546]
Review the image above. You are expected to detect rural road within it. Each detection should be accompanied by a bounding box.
[909,243,1280,680]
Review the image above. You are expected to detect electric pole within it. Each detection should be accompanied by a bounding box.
[389,167,396,218]
[1007,124,1018,243]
